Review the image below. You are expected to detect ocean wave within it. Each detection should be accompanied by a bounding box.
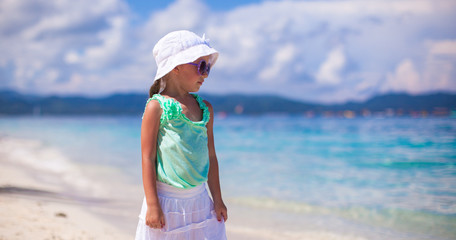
[0,136,108,198]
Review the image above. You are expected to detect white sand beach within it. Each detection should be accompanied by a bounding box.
[0,163,132,240]
[0,166,367,240]
[0,136,138,239]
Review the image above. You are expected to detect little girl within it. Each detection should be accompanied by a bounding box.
[135,30,227,240]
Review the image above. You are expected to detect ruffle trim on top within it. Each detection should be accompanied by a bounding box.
[146,94,210,126]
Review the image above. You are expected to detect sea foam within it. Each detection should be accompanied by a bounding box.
[0,137,107,198]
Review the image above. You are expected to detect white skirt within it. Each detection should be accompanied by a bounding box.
[135,181,227,240]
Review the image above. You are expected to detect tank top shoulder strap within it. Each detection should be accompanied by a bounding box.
[143,94,210,125]
[142,94,165,121]
[192,94,210,125]
[144,94,182,123]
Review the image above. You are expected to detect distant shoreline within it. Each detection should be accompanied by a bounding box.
[1,89,455,117]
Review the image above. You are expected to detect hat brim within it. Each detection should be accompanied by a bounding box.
[154,44,219,81]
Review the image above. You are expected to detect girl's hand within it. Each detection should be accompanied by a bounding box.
[214,200,228,222]
[145,205,166,229]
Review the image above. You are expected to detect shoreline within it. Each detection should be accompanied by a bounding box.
[0,160,134,240]
[0,136,143,239]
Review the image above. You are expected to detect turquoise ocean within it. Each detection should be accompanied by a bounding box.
[0,115,455,239]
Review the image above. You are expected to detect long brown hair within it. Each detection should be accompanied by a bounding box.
[149,71,171,97]
[149,79,162,98]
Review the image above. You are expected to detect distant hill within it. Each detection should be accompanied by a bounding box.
[202,94,320,114]
[0,90,147,115]
[0,90,455,117]
[330,93,456,112]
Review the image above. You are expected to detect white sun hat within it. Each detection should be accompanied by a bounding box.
[153,30,219,81]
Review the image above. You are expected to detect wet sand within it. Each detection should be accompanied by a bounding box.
[0,162,132,240]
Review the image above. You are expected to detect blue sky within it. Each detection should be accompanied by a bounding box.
[127,0,265,14]
[1,0,455,103]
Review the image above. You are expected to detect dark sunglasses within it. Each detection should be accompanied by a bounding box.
[187,59,211,76]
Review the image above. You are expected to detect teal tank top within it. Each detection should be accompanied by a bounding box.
[144,93,210,189]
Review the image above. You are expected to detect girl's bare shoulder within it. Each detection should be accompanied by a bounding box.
[143,98,162,120]
[203,99,213,111]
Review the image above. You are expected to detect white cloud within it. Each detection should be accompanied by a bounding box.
[381,39,456,95]
[423,39,456,92]
[382,59,421,93]
[64,51,80,64]
[0,0,130,94]
[258,44,296,82]
[141,0,208,40]
[0,0,455,102]
[316,46,346,85]
[382,39,456,94]
[80,16,128,70]
[429,40,456,55]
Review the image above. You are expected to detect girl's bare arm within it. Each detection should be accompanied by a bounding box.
[205,100,228,222]
[141,100,165,228]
